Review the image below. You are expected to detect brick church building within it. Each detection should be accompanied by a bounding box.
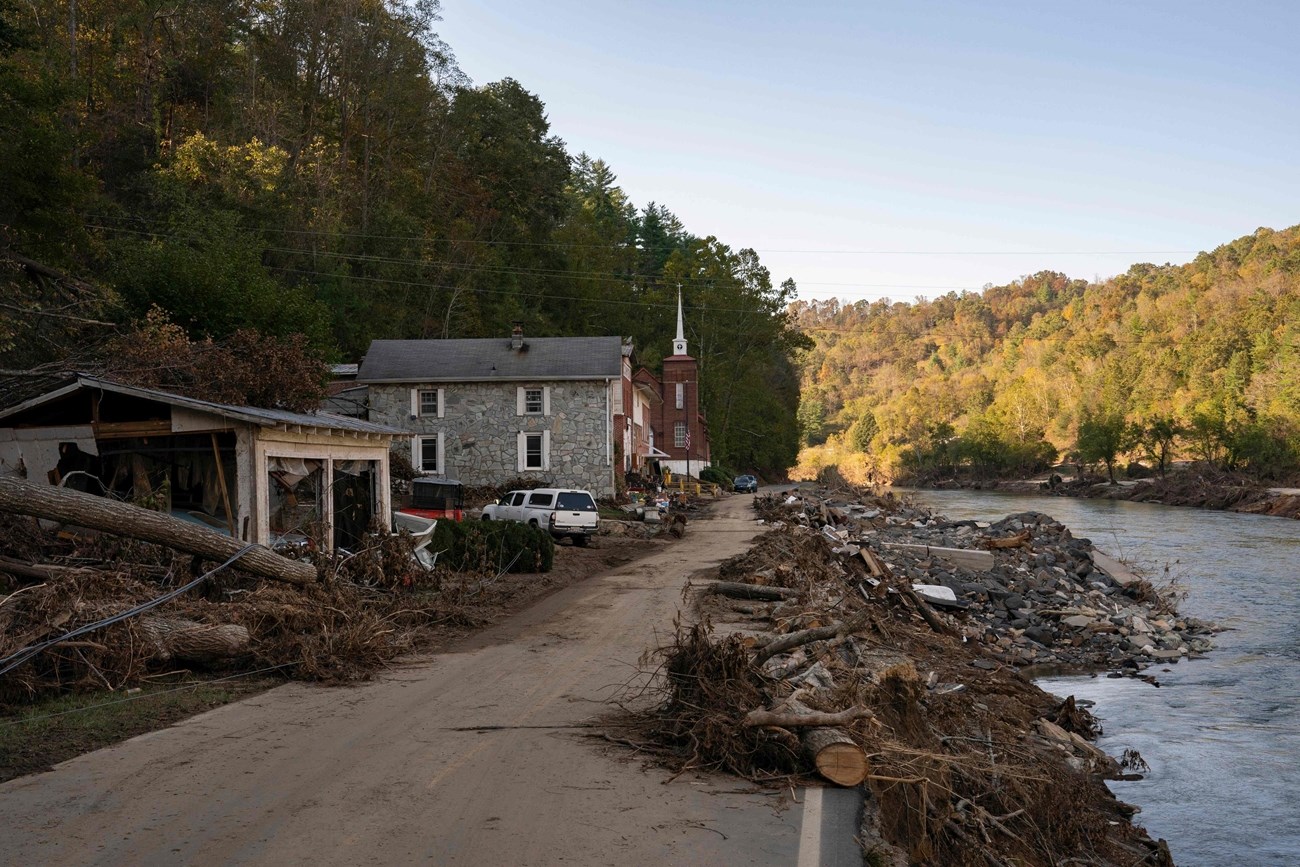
[628,292,711,478]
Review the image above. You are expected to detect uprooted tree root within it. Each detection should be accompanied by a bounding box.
[629,617,803,779]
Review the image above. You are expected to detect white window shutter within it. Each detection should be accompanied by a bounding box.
[437,388,445,418]
[542,386,551,416]
[542,430,551,470]
[411,435,420,469]
[517,432,526,471]
[410,388,419,418]
[517,386,526,416]
[437,431,445,474]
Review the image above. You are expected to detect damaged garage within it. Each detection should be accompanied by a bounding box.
[0,375,402,551]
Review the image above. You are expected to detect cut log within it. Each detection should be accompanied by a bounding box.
[0,477,317,586]
[802,726,870,786]
[140,617,250,664]
[705,581,800,601]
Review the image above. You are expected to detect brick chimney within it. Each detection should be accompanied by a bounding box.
[511,322,524,351]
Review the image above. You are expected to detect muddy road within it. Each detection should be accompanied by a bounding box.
[0,496,855,865]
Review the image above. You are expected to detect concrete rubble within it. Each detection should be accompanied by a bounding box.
[767,490,1220,676]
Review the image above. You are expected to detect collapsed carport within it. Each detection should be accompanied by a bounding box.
[0,375,402,551]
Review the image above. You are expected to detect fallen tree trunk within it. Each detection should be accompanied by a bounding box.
[0,477,317,586]
[752,613,869,665]
[705,581,800,601]
[140,617,251,664]
[984,529,1031,549]
[0,555,99,583]
[743,706,875,728]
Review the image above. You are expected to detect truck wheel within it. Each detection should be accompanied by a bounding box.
[529,519,539,528]
[574,535,589,548]
[481,514,491,521]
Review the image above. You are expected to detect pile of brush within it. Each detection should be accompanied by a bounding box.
[0,512,508,705]
[622,488,1174,867]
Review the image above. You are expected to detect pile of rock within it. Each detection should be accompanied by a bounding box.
[761,491,1218,674]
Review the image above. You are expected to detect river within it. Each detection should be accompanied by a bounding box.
[903,489,1300,867]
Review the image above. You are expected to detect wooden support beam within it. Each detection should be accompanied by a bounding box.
[92,419,172,439]
[0,476,317,585]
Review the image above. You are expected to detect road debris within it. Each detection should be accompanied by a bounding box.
[617,484,1182,866]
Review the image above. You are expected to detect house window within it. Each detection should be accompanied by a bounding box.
[416,435,441,474]
[674,421,687,448]
[517,385,550,416]
[524,388,544,414]
[523,432,544,469]
[419,390,439,417]
[675,382,684,410]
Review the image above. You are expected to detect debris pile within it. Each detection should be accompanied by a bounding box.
[624,484,1178,866]
[849,508,1220,672]
[0,508,552,703]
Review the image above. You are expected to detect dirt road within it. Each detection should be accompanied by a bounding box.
[0,495,849,865]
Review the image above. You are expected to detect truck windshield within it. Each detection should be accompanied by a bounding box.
[556,492,596,511]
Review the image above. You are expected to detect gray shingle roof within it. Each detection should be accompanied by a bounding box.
[358,336,624,383]
[0,375,405,436]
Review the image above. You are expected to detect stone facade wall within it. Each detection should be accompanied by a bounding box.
[368,381,615,496]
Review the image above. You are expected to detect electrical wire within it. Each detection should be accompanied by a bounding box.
[0,544,260,678]
[84,213,1199,256]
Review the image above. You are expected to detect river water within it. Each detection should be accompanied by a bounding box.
[902,489,1300,867]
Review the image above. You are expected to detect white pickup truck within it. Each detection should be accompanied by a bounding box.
[481,488,600,546]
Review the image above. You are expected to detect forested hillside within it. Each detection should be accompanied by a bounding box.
[793,226,1300,482]
[0,0,803,473]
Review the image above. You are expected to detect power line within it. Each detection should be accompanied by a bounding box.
[268,266,787,317]
[84,213,1201,256]
[83,222,1124,299]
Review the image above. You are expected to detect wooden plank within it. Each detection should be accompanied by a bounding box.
[211,433,238,538]
[92,419,172,439]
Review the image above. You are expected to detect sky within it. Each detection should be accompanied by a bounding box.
[438,1,1300,304]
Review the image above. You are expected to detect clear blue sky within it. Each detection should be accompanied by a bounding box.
[439,1,1299,303]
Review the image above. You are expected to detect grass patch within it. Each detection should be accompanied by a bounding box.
[598,504,630,521]
[0,674,280,783]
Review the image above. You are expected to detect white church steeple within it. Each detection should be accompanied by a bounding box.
[672,287,688,357]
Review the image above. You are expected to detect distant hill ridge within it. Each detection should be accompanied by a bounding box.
[791,224,1300,482]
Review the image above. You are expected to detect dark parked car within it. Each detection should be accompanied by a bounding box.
[733,474,759,493]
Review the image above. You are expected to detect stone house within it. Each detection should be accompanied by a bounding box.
[358,329,626,497]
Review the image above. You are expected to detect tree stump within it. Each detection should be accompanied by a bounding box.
[802,726,869,786]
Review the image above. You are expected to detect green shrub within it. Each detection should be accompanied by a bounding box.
[699,466,734,486]
[429,519,554,573]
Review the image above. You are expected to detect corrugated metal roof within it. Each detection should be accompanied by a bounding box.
[357,336,624,383]
[0,375,405,436]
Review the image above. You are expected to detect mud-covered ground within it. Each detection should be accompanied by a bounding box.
[0,528,667,782]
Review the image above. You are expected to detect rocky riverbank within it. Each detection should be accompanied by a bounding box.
[920,463,1300,520]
